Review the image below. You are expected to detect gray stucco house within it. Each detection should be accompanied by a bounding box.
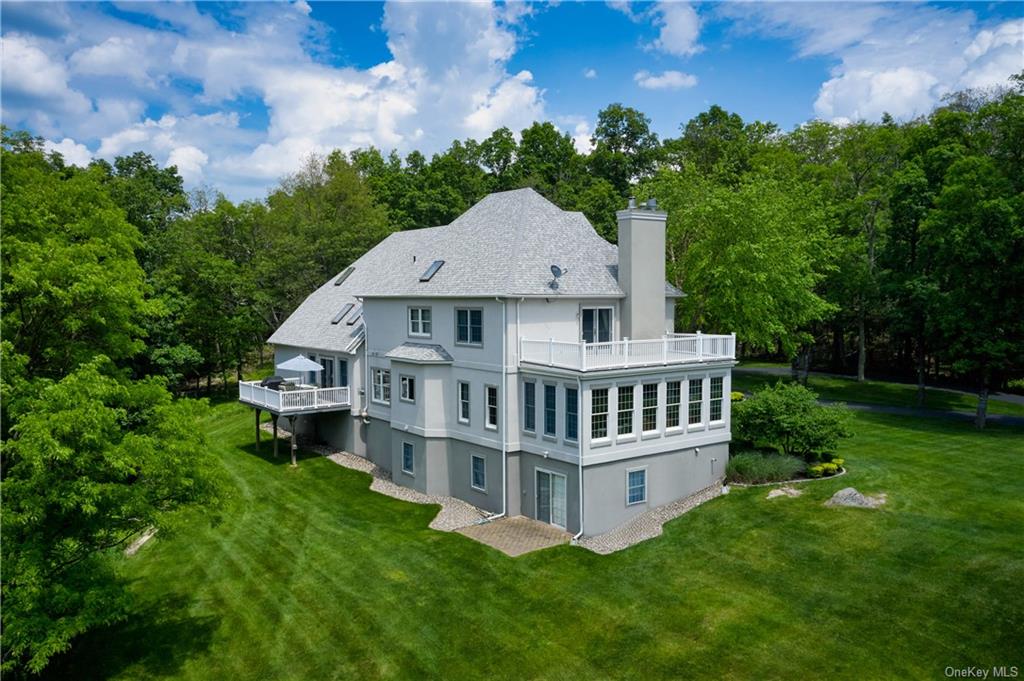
[239,188,735,536]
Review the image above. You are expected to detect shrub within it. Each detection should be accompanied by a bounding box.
[808,462,840,478]
[733,381,853,460]
[726,451,806,484]
[731,391,745,402]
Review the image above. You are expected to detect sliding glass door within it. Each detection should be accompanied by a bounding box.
[536,469,568,529]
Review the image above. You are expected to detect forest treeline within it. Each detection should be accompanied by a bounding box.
[1,75,1022,674]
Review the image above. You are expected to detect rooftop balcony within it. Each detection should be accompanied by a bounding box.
[239,379,351,414]
[519,333,735,372]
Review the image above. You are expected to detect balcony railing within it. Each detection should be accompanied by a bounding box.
[520,333,735,371]
[239,381,351,412]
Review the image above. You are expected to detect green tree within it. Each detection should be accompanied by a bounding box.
[1,131,152,379]
[733,382,853,460]
[589,103,661,196]
[0,357,223,673]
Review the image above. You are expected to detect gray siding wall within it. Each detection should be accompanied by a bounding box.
[582,441,728,535]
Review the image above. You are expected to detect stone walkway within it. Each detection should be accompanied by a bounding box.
[578,484,721,555]
[457,516,571,557]
[259,423,487,532]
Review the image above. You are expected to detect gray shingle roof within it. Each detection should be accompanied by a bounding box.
[384,342,454,364]
[269,188,683,351]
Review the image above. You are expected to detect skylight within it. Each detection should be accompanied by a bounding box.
[346,304,362,325]
[419,260,444,282]
[331,302,354,324]
[334,267,354,286]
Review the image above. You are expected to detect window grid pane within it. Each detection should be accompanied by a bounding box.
[486,386,498,428]
[544,385,557,436]
[459,382,470,422]
[566,388,578,441]
[710,376,724,421]
[688,379,703,425]
[471,455,485,489]
[617,386,634,436]
[402,443,414,474]
[642,383,658,432]
[524,382,535,431]
[591,388,608,439]
[666,381,681,428]
[627,470,646,504]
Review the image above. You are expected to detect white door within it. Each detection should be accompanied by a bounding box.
[536,470,568,529]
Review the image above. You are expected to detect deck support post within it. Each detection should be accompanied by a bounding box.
[255,409,261,452]
[272,414,280,458]
[288,415,297,466]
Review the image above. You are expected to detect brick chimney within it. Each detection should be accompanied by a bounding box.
[617,198,667,340]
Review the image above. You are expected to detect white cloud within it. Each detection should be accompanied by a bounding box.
[722,5,1024,123]
[44,137,93,166]
[2,1,549,199]
[583,67,597,79]
[649,2,703,58]
[634,69,698,90]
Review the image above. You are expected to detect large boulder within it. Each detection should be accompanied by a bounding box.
[825,487,887,509]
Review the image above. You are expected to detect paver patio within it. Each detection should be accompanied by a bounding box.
[457,516,571,557]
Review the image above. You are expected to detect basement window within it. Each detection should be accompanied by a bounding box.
[419,260,445,282]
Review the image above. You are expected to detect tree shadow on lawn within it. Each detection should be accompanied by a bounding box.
[41,592,220,680]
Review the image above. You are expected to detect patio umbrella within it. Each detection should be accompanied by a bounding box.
[275,354,324,373]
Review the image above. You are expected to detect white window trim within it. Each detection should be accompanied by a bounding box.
[470,454,487,492]
[580,306,615,343]
[399,374,416,403]
[590,385,611,444]
[455,307,484,347]
[543,382,558,439]
[641,382,660,436]
[626,466,648,506]
[687,375,705,429]
[408,306,432,338]
[523,380,536,434]
[372,368,391,405]
[616,383,636,442]
[564,384,579,444]
[401,441,415,475]
[485,384,499,431]
[665,379,684,432]
[457,381,471,425]
[709,373,726,425]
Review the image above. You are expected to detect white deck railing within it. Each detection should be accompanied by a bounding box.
[238,381,351,412]
[520,333,735,371]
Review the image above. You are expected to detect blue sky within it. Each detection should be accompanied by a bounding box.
[3,1,1022,199]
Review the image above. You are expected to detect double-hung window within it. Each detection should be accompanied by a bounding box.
[666,380,682,429]
[565,387,578,442]
[642,383,658,433]
[458,381,471,424]
[485,385,499,430]
[402,442,414,475]
[544,385,557,437]
[372,368,391,404]
[456,308,483,345]
[408,307,431,337]
[617,385,634,437]
[710,376,724,422]
[400,375,416,402]
[688,378,703,425]
[581,307,612,343]
[591,388,609,440]
[471,454,486,491]
[523,382,536,433]
[627,469,647,505]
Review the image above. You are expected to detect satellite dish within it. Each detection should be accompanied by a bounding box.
[550,264,563,279]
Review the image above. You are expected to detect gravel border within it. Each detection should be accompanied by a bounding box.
[729,467,847,488]
[260,423,487,532]
[577,484,722,555]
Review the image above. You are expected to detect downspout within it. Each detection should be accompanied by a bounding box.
[486,297,508,521]
[361,298,371,417]
[573,373,584,541]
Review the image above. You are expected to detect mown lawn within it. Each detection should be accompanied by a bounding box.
[49,401,1024,680]
[733,368,1024,417]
